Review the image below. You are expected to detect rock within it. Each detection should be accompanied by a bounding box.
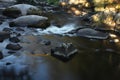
[6,44,22,50]
[0,31,10,42]
[0,51,3,59]
[114,13,120,32]
[8,51,16,54]
[3,28,12,33]
[9,15,50,28]
[76,28,108,39]
[91,12,115,31]
[51,43,78,61]
[15,27,24,31]
[0,0,16,3]
[2,7,21,18]
[41,40,51,45]
[9,37,20,43]
[115,13,120,25]
[0,15,7,25]
[2,4,39,18]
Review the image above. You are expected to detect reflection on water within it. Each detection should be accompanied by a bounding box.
[27,36,120,80]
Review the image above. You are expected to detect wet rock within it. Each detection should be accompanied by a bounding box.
[0,51,3,59]
[51,43,78,61]
[9,37,20,43]
[9,15,50,28]
[15,27,24,31]
[3,28,12,33]
[76,28,108,39]
[0,31,10,42]
[2,7,21,18]
[6,44,22,50]
[3,4,39,18]
[8,51,16,54]
[41,40,51,45]
[0,15,7,25]
[0,0,16,3]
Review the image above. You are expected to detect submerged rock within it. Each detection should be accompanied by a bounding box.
[6,43,22,50]
[0,51,3,59]
[9,37,20,43]
[3,4,39,18]
[76,28,108,39]
[9,15,50,28]
[0,31,10,42]
[51,43,78,61]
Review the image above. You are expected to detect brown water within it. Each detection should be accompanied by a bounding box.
[24,35,120,80]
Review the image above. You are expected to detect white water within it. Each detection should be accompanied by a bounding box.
[34,23,77,35]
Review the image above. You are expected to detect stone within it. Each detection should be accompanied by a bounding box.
[6,44,22,50]
[0,51,3,59]
[76,28,108,39]
[9,37,20,43]
[51,43,78,61]
[9,15,50,28]
[41,40,51,45]
[2,4,39,18]
[2,7,21,18]
[8,51,16,54]
[0,31,10,42]
[3,28,12,33]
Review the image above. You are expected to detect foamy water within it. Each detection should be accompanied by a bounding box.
[34,23,78,35]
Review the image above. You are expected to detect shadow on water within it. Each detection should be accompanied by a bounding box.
[25,35,120,80]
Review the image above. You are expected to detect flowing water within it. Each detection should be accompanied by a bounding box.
[0,1,120,80]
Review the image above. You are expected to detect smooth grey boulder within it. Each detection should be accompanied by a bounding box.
[3,4,39,18]
[9,15,50,28]
[76,28,108,39]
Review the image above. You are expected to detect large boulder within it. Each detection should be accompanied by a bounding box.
[9,15,50,28]
[76,28,108,39]
[2,4,39,18]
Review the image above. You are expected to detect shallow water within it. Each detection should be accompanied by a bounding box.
[0,2,120,80]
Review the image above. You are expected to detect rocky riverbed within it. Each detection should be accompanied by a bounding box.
[0,0,120,80]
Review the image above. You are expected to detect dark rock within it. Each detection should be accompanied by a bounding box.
[6,44,22,50]
[9,37,20,43]
[15,27,24,31]
[0,31,10,42]
[9,15,50,28]
[76,28,108,39]
[41,40,51,45]
[51,43,78,62]
[0,15,7,25]
[2,7,21,18]
[3,28,12,33]
[0,51,3,59]
[8,51,16,54]
[11,32,21,37]
[6,62,12,65]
